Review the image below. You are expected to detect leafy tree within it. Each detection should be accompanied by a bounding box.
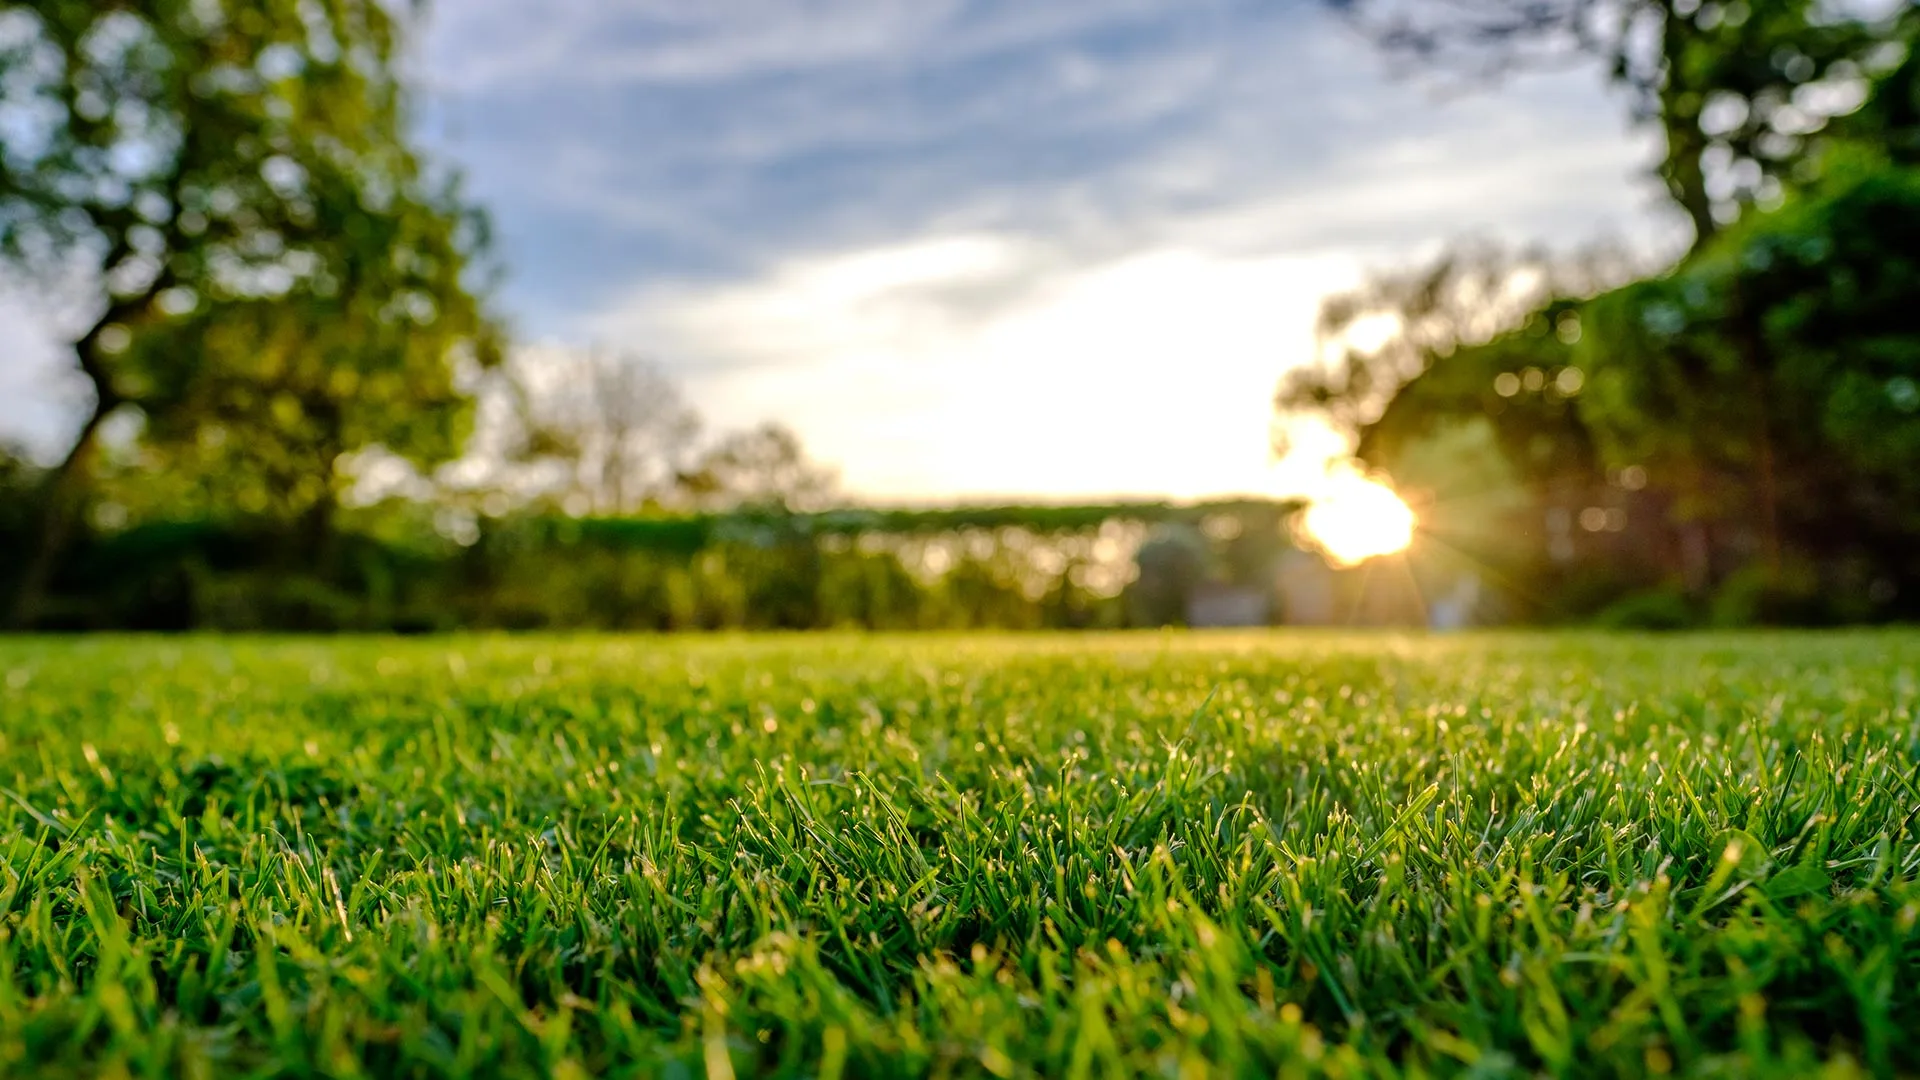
[447,351,837,517]
[1328,0,1908,245]
[1300,265,1649,615]
[1276,3,1920,620]
[675,422,839,513]
[1579,161,1920,597]
[471,349,702,516]
[1278,241,1644,471]
[1277,243,1621,446]
[1127,524,1210,627]
[0,1,497,622]
[1289,2,1919,458]
[1818,16,1920,167]
[0,444,43,594]
[1322,158,1920,618]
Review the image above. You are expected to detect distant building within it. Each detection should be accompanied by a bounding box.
[1276,550,1338,625]
[1186,583,1270,627]
[1428,573,1481,631]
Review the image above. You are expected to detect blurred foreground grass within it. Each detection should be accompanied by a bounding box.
[2,632,1918,1078]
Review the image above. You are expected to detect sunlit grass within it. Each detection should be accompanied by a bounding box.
[1,632,1917,1077]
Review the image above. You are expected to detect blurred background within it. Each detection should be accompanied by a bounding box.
[1,0,1916,632]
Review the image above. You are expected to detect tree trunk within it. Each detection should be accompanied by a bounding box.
[6,397,115,630]
[1658,4,1720,252]
[1732,287,1783,581]
[297,402,347,572]
[1746,373,1782,579]
[5,315,128,629]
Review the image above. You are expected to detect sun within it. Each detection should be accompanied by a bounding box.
[1300,472,1416,566]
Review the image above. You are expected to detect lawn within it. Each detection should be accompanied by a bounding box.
[1,632,1917,1078]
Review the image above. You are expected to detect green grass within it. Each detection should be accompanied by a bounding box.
[2,632,1918,1078]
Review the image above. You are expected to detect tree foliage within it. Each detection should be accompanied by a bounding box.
[1329,0,1910,244]
[1580,160,1920,563]
[0,0,497,613]
[1277,3,1920,621]
[1277,242,1640,451]
[439,349,839,519]
[1328,158,1920,620]
[675,422,839,513]
[468,349,702,516]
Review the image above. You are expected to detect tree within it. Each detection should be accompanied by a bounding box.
[1820,18,1920,167]
[1278,241,1642,453]
[1308,158,1920,619]
[437,350,834,521]
[1282,243,1563,445]
[1579,162,1920,598]
[470,348,703,516]
[1277,6,1920,619]
[0,444,43,595]
[0,1,497,622]
[1328,0,1906,245]
[1127,524,1210,627]
[674,422,839,513]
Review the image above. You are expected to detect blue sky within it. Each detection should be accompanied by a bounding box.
[2,0,1677,500]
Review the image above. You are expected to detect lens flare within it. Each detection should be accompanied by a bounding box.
[1301,472,1416,566]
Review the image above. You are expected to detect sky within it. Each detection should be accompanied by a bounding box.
[2,0,1678,502]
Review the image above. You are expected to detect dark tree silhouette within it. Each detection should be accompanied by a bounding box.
[1327,0,1904,246]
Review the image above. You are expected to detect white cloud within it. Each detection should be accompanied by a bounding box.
[608,235,1036,369]
[568,89,1674,502]
[584,231,1361,501]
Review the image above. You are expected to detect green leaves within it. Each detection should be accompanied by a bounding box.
[1760,861,1830,902]
[1577,164,1920,561]
[0,0,499,528]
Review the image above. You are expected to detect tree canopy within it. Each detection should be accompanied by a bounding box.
[0,0,498,617]
[1285,2,1920,622]
[1328,0,1912,245]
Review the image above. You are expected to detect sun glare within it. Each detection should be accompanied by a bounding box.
[1300,472,1416,566]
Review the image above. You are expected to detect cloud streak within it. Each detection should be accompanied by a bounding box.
[418,0,1668,339]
